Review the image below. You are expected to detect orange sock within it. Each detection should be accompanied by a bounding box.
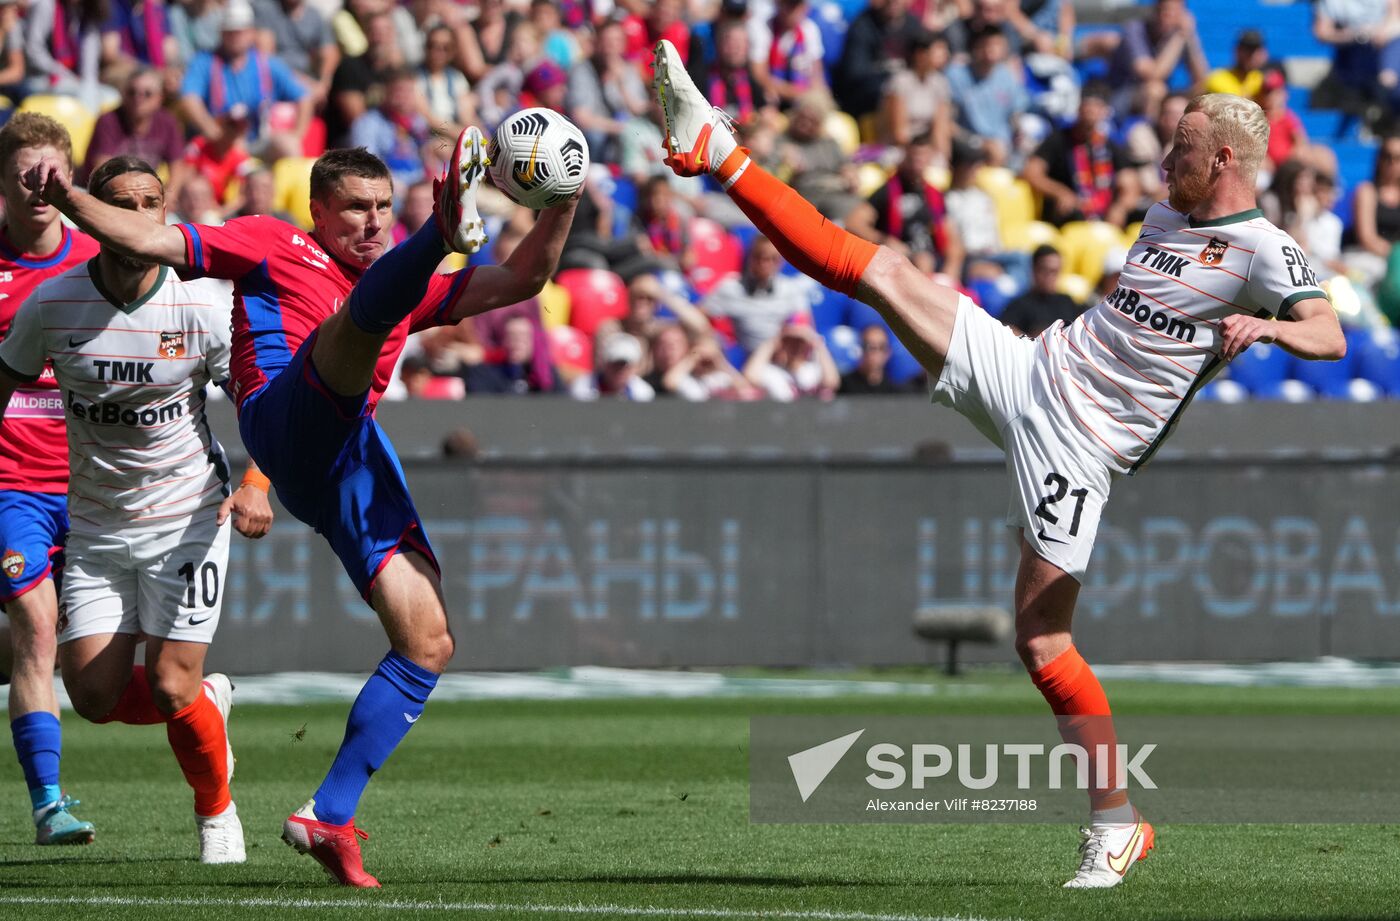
[1030,646,1128,813]
[97,666,167,725]
[715,149,877,296]
[166,692,230,817]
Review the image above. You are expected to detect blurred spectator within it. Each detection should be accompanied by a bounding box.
[24,0,120,109]
[392,179,434,245]
[743,316,840,401]
[605,272,713,352]
[475,22,545,129]
[556,168,669,278]
[1087,0,1208,117]
[849,134,965,277]
[469,0,522,72]
[945,140,1027,289]
[522,58,568,111]
[565,17,646,159]
[779,90,861,221]
[81,66,184,183]
[1000,244,1082,337]
[401,355,466,399]
[644,0,690,67]
[232,165,295,223]
[464,314,563,395]
[1257,69,1310,177]
[328,10,405,146]
[255,0,339,107]
[646,324,756,401]
[834,0,919,120]
[945,0,1048,60]
[1023,82,1140,228]
[946,24,1028,167]
[169,172,223,224]
[880,28,952,155]
[180,0,310,160]
[755,0,827,108]
[1352,132,1400,269]
[172,103,252,206]
[1202,28,1266,99]
[530,0,578,69]
[702,237,812,352]
[169,0,223,64]
[1312,0,1400,118]
[1124,91,1186,204]
[571,331,656,401]
[0,0,23,100]
[417,23,476,138]
[689,17,772,130]
[1261,160,1345,280]
[349,67,433,194]
[840,324,911,395]
[634,175,694,274]
[470,214,559,389]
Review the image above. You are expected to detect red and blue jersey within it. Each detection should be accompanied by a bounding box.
[175,215,473,409]
[0,225,100,493]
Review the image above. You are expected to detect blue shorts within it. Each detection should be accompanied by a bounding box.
[237,334,439,600]
[0,490,68,605]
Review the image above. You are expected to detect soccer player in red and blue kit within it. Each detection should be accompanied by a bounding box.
[0,113,99,846]
[27,126,581,885]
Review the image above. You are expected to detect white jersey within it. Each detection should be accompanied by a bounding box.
[1038,203,1327,475]
[0,260,234,535]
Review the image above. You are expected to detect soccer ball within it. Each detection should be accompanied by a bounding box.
[487,108,589,209]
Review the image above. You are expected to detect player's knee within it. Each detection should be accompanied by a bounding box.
[67,682,122,723]
[1014,630,1066,672]
[147,669,199,715]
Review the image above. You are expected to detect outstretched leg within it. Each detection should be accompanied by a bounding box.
[651,39,960,378]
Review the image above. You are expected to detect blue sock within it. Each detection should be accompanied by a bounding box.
[346,221,448,335]
[12,712,62,810]
[313,651,438,825]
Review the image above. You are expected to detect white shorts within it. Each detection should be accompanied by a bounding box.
[57,516,231,645]
[931,295,1113,581]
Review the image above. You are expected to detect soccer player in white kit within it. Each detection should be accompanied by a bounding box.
[651,42,1348,889]
[0,156,274,864]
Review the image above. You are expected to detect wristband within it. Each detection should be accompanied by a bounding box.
[241,469,271,492]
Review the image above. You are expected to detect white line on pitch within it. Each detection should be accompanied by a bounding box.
[0,894,1008,921]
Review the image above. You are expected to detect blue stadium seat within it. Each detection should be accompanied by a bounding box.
[846,299,884,332]
[1288,344,1356,399]
[611,175,637,213]
[824,325,861,374]
[814,2,849,70]
[1228,343,1293,399]
[885,336,925,385]
[967,277,1011,319]
[1355,328,1400,396]
[811,287,853,333]
[723,340,750,372]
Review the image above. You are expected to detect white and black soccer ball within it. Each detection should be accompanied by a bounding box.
[487,108,589,209]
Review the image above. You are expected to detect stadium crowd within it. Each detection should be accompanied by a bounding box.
[4,0,1400,401]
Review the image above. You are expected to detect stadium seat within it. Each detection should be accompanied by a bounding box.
[555,267,627,338]
[1059,221,1125,285]
[973,165,1015,195]
[272,156,315,230]
[1288,345,1355,399]
[823,110,861,157]
[723,340,749,371]
[1123,222,1144,245]
[1001,219,1060,254]
[814,1,849,69]
[417,376,465,400]
[824,324,860,373]
[547,323,594,374]
[1355,328,1400,396]
[885,335,925,384]
[19,95,97,165]
[687,217,743,295]
[980,177,1037,246]
[1056,271,1094,304]
[537,279,571,330]
[856,162,891,198]
[1229,343,1294,399]
[811,286,854,332]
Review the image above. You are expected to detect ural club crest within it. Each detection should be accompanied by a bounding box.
[158,331,186,359]
[1199,237,1229,266]
[2,549,24,579]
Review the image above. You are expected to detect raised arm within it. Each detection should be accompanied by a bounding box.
[441,195,581,322]
[23,155,190,268]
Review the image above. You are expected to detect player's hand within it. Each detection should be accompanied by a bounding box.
[20,155,73,206]
[1218,313,1278,362]
[219,485,274,539]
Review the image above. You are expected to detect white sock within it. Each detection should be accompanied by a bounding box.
[706,121,739,176]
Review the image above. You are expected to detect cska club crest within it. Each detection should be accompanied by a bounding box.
[1199,237,1229,266]
[2,549,24,579]
[158,331,186,359]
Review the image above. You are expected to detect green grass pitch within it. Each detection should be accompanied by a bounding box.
[1,671,1398,921]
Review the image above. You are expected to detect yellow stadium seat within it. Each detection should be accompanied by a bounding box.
[18,95,97,165]
[972,165,1015,195]
[1056,271,1094,304]
[272,156,315,230]
[823,110,861,158]
[1123,222,1144,246]
[1058,221,1125,285]
[856,162,891,198]
[984,179,1037,248]
[923,164,950,192]
[537,279,571,329]
[1001,219,1061,254]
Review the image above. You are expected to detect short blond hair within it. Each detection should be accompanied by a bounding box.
[0,112,73,174]
[1185,93,1270,185]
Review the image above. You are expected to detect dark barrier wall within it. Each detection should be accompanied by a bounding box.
[207,457,1400,673]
